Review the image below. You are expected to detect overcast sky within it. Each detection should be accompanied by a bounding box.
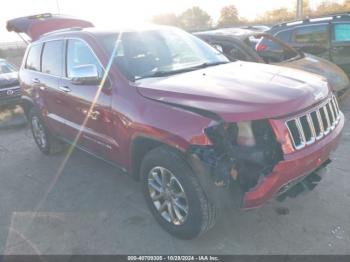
[0,0,344,42]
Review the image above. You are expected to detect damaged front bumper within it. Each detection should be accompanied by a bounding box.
[187,113,345,210]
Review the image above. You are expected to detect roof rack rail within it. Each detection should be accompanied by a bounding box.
[28,13,53,19]
[40,27,83,38]
[272,12,350,29]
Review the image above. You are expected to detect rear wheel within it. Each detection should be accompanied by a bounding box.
[141,146,216,239]
[28,108,64,155]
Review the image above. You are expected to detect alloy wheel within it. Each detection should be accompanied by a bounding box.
[148,166,189,225]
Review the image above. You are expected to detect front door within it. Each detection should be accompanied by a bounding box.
[330,22,350,76]
[59,38,114,160]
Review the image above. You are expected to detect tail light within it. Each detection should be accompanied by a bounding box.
[256,43,267,52]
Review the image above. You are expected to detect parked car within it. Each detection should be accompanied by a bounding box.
[195,28,350,102]
[0,59,21,107]
[268,13,350,79]
[8,14,344,239]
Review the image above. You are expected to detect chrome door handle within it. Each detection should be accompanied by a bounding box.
[58,86,71,93]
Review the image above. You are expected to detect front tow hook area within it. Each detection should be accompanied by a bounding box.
[276,159,331,202]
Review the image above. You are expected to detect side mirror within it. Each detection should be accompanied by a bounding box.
[70,64,100,85]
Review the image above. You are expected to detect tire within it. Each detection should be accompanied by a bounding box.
[28,108,64,155]
[141,146,216,239]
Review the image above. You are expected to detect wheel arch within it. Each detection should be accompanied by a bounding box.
[130,135,187,181]
[20,96,36,118]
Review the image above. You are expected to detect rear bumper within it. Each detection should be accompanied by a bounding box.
[242,113,344,209]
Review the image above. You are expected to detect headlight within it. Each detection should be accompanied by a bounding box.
[204,121,256,148]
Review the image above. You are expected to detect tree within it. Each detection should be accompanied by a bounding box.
[314,1,344,16]
[344,0,350,9]
[152,13,179,27]
[255,7,294,24]
[302,0,312,18]
[217,5,240,28]
[178,7,212,31]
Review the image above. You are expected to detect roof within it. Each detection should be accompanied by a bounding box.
[270,12,350,32]
[194,28,263,40]
[38,24,181,41]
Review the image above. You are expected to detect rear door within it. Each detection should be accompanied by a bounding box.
[292,24,331,59]
[330,22,350,76]
[58,38,113,160]
[39,40,67,135]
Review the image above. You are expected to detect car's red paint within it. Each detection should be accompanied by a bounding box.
[16,25,344,210]
[136,62,330,122]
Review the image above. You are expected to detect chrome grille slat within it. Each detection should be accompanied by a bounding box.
[285,96,342,150]
[323,106,331,135]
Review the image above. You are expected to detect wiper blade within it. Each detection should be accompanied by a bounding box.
[136,70,184,80]
[135,61,230,80]
[191,61,229,69]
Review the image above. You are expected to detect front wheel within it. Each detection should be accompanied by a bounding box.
[141,146,216,239]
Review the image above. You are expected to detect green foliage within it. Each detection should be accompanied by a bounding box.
[218,5,240,28]
[152,1,350,30]
[178,6,212,31]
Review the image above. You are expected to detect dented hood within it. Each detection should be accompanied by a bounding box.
[136,62,330,122]
[7,13,94,41]
[280,54,350,93]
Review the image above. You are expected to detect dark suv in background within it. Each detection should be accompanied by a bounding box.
[0,59,20,107]
[7,14,344,239]
[269,13,350,81]
[195,28,350,102]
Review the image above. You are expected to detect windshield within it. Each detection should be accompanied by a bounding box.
[246,34,300,63]
[100,28,229,80]
[0,61,16,74]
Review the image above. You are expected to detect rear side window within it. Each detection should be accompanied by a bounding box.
[25,44,42,71]
[275,30,293,43]
[294,25,328,44]
[42,40,64,76]
[66,39,102,78]
[333,23,350,42]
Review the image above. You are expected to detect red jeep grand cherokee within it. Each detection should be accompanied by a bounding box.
[8,14,344,239]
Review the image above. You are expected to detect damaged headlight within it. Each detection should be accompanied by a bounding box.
[204,121,256,148]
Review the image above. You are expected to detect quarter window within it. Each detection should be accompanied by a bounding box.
[333,24,350,42]
[294,25,328,44]
[25,44,42,71]
[42,40,64,76]
[275,30,293,43]
[66,39,102,78]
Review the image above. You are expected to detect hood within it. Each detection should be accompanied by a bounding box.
[7,13,94,41]
[0,72,19,88]
[280,54,350,92]
[136,62,330,122]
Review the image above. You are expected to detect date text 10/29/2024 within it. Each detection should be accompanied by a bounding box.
[127,256,220,261]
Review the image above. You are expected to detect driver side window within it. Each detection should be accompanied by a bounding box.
[66,39,103,79]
